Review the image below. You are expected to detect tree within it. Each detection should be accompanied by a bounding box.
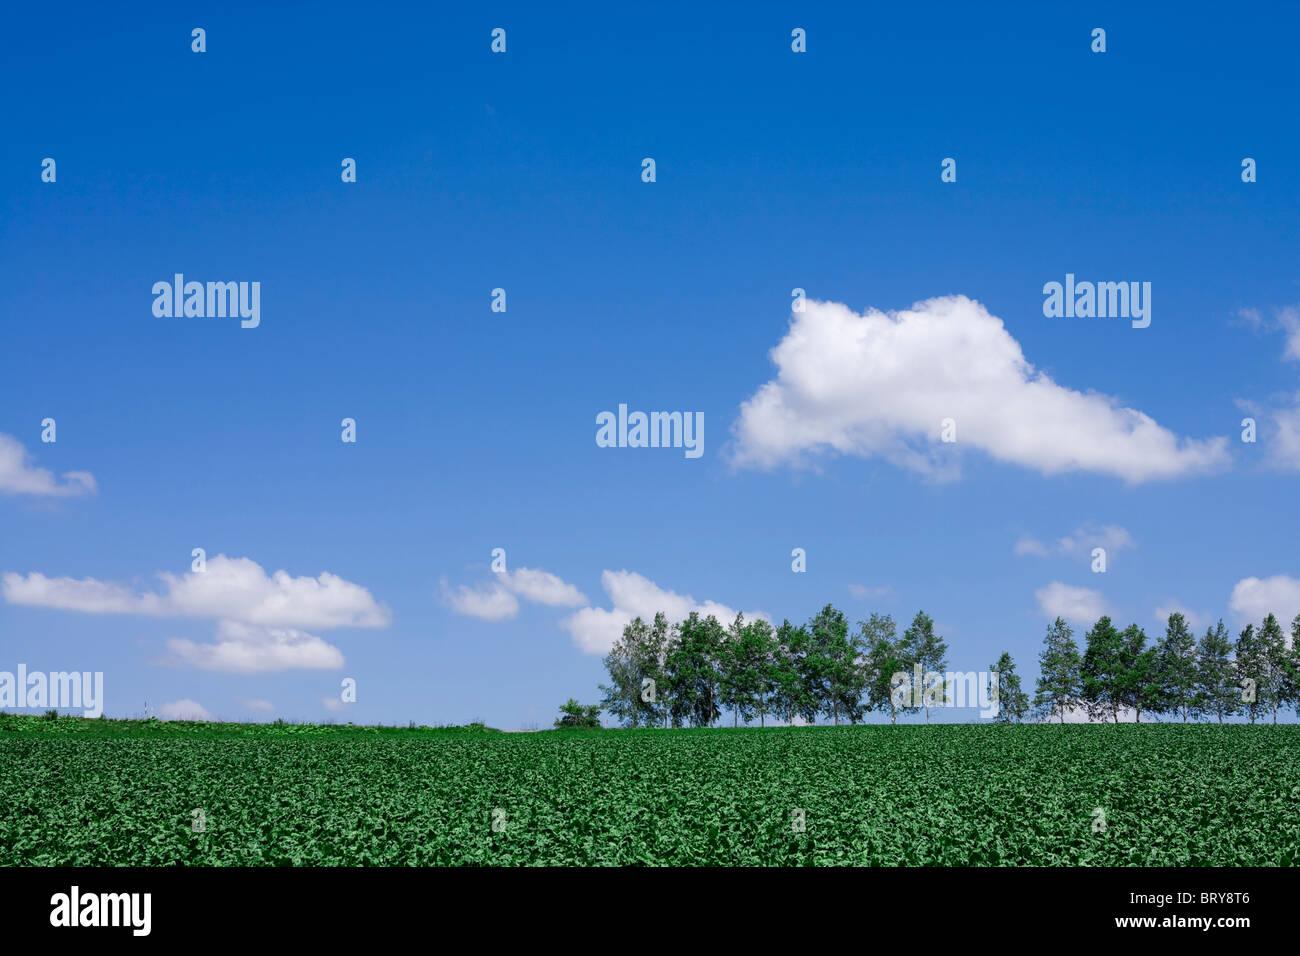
[599,617,648,728]
[1258,613,1289,725]
[806,604,866,725]
[599,612,673,728]
[554,698,601,728]
[1034,617,1081,723]
[739,617,777,726]
[1155,612,1197,722]
[1121,624,1159,723]
[1235,623,1264,724]
[719,614,776,727]
[718,614,748,727]
[1081,616,1126,722]
[903,611,948,723]
[638,612,673,728]
[988,651,1029,722]
[1288,614,1300,721]
[861,613,916,724]
[1193,619,1236,723]
[665,612,725,727]
[769,620,816,726]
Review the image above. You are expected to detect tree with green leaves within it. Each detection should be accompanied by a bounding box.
[1034,617,1081,723]
[599,612,674,728]
[902,611,947,723]
[664,612,725,727]
[1082,616,1126,722]
[1121,624,1159,723]
[1288,614,1300,721]
[770,620,816,726]
[861,613,916,724]
[638,611,673,728]
[1235,622,1264,724]
[554,698,601,728]
[719,613,748,727]
[1193,619,1236,723]
[1258,613,1289,725]
[806,604,867,725]
[740,617,778,726]
[1155,612,1198,722]
[988,651,1029,722]
[599,617,649,728]
[719,614,777,726]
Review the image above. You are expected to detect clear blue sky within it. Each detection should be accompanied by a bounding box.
[3,1,1299,725]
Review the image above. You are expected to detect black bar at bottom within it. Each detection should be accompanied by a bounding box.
[0,866,1282,942]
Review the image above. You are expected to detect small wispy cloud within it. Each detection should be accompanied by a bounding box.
[1015,522,1134,561]
[0,434,96,498]
[848,583,895,601]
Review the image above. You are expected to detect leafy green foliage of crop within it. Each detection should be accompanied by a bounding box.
[1,719,1296,865]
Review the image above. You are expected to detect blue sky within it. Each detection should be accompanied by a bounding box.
[3,1,1299,725]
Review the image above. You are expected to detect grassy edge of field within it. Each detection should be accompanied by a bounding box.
[0,712,513,738]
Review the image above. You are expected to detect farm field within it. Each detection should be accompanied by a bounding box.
[1,716,1297,866]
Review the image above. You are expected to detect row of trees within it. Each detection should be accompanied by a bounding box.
[598,605,1030,728]
[1035,612,1300,724]
[598,605,1300,728]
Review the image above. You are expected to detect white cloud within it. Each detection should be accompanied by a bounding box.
[2,555,389,630]
[158,698,213,721]
[1235,307,1264,332]
[1015,522,1135,560]
[440,579,519,620]
[561,570,766,655]
[2,573,153,615]
[1265,400,1300,471]
[165,622,345,673]
[848,583,895,601]
[239,698,275,713]
[1035,581,1108,624]
[321,697,348,713]
[1229,575,1300,627]
[441,566,586,620]
[1012,537,1052,558]
[1235,305,1300,470]
[501,568,587,607]
[729,296,1229,482]
[0,434,96,497]
[3,556,385,673]
[1245,303,1300,362]
[1278,306,1300,362]
[1153,602,1208,632]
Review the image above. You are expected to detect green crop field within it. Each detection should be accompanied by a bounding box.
[2,715,1296,866]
